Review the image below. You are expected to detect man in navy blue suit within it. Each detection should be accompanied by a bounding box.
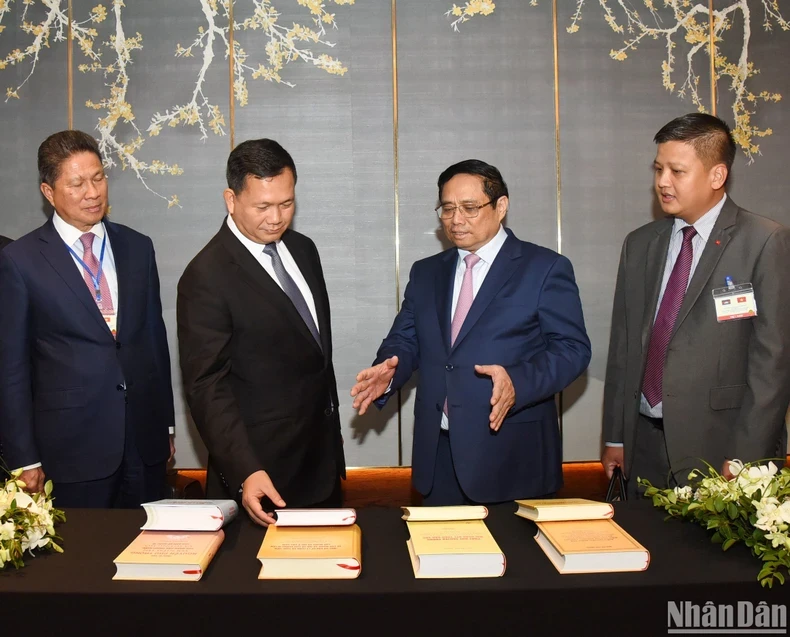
[352,160,591,505]
[0,130,175,508]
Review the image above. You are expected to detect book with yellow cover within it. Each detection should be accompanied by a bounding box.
[257,524,362,579]
[406,519,506,579]
[534,519,650,574]
[112,530,224,581]
[514,498,614,522]
[401,505,488,521]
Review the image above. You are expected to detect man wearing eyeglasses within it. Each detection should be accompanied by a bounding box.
[351,159,591,505]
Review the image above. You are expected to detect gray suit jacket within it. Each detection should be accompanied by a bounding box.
[603,197,790,480]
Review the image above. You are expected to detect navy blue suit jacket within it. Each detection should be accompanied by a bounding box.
[375,229,591,502]
[0,218,174,483]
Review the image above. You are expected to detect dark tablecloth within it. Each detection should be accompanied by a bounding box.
[1,500,785,636]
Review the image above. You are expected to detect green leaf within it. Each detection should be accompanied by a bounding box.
[727,502,738,520]
[44,480,53,497]
[722,538,737,551]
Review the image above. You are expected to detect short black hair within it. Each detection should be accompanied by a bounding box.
[437,159,509,204]
[38,130,103,186]
[654,113,736,175]
[226,138,297,195]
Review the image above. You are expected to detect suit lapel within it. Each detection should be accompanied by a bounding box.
[37,219,112,336]
[672,197,737,335]
[105,221,129,336]
[640,220,673,352]
[218,223,322,355]
[451,232,522,351]
[282,231,328,357]
[435,249,456,353]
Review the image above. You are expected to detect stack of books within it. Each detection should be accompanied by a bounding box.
[112,499,238,581]
[256,508,362,579]
[401,505,506,579]
[515,498,650,574]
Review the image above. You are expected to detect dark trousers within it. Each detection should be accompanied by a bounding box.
[421,430,554,506]
[51,421,166,509]
[627,414,675,500]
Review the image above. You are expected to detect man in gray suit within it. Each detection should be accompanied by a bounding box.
[602,113,790,498]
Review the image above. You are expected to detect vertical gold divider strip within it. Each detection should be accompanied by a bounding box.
[391,0,402,466]
[708,0,717,115]
[228,0,235,149]
[67,0,73,128]
[552,0,564,438]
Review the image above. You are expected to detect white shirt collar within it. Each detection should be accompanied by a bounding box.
[52,210,106,247]
[226,214,281,253]
[672,193,727,243]
[457,224,508,264]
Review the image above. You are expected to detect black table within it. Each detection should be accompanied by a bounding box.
[1,501,786,636]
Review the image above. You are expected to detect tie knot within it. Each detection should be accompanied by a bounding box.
[79,233,94,252]
[263,242,278,257]
[681,226,697,242]
[464,253,481,269]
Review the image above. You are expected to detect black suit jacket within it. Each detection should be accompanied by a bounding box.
[0,235,12,250]
[177,220,345,505]
[0,219,174,483]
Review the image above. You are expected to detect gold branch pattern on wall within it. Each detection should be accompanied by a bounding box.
[0,0,182,207]
[447,0,788,163]
[148,0,355,142]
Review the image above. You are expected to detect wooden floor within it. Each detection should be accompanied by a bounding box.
[173,462,612,507]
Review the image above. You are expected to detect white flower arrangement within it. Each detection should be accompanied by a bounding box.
[0,469,66,570]
[639,459,790,588]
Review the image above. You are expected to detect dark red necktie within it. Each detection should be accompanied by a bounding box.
[642,226,697,407]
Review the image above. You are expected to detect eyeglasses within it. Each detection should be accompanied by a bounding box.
[435,199,495,220]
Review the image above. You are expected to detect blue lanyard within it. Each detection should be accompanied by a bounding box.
[67,229,107,303]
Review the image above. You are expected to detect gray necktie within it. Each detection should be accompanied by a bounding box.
[263,242,322,349]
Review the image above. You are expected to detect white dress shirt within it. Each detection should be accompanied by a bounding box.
[53,211,119,311]
[606,194,727,448]
[442,225,509,430]
[226,215,320,330]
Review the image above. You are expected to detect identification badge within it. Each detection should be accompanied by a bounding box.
[103,311,118,337]
[712,282,757,322]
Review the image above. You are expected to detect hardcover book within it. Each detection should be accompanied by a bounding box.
[272,508,357,527]
[403,506,505,579]
[514,498,614,522]
[257,524,362,579]
[112,530,224,581]
[140,499,238,531]
[533,519,650,574]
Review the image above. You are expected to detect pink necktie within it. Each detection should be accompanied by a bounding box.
[642,226,697,407]
[79,233,114,313]
[444,253,481,417]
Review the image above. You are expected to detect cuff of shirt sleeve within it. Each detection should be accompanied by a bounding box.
[168,427,175,435]
[605,442,624,447]
[18,462,42,471]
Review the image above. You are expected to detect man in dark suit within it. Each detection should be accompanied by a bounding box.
[602,113,790,498]
[177,139,344,526]
[0,130,175,507]
[351,160,591,505]
[0,236,11,250]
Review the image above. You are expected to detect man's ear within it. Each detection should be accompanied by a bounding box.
[710,163,728,191]
[223,188,236,216]
[40,182,55,208]
[496,195,509,221]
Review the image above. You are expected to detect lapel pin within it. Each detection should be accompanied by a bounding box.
[715,240,721,245]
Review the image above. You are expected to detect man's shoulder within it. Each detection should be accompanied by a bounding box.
[179,226,231,286]
[730,202,786,237]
